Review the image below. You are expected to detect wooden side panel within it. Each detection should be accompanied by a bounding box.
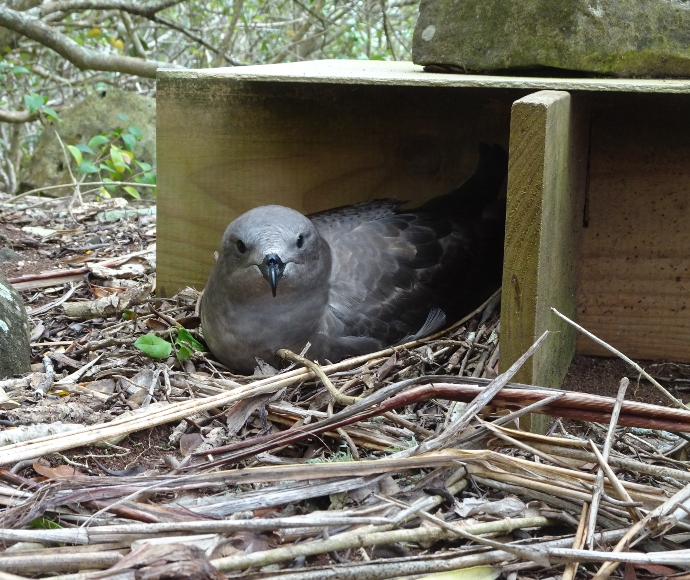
[577,94,690,361]
[157,76,516,297]
[501,91,588,412]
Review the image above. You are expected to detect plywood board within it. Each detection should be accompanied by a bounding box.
[577,93,690,362]
[501,91,589,420]
[162,60,690,94]
[157,78,516,296]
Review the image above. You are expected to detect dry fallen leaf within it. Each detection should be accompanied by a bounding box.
[32,458,86,479]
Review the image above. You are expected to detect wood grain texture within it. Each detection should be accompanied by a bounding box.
[160,60,690,94]
[158,63,690,376]
[577,94,690,362]
[501,91,588,426]
[157,76,516,296]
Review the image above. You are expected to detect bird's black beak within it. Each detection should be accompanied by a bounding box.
[259,253,285,297]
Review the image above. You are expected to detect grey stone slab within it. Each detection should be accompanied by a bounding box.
[0,271,30,378]
[413,0,690,77]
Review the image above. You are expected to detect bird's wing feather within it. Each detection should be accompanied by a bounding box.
[309,199,403,244]
[314,212,483,359]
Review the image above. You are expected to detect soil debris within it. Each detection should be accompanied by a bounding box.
[2,193,690,579]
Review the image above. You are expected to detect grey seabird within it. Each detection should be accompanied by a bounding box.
[202,144,507,374]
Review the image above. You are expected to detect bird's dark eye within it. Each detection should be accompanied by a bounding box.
[296,234,304,249]
[236,239,246,253]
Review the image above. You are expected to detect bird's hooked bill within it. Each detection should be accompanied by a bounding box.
[259,253,285,297]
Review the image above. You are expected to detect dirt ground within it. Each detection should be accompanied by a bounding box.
[4,206,687,414]
[562,354,690,407]
[4,195,690,580]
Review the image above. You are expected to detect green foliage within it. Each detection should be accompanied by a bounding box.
[121,309,136,321]
[134,334,172,359]
[29,517,63,529]
[66,123,156,198]
[0,0,418,196]
[135,328,203,361]
[22,91,62,122]
[178,328,204,351]
[24,93,46,114]
[172,328,205,361]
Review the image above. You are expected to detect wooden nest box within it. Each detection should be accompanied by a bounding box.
[157,60,690,390]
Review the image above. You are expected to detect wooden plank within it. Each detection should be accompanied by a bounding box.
[500,90,589,431]
[577,93,690,362]
[157,77,516,297]
[160,60,690,94]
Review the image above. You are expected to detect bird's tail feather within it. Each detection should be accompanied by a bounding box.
[397,308,447,344]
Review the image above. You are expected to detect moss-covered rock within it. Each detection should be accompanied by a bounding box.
[20,87,155,194]
[0,271,30,379]
[413,0,690,77]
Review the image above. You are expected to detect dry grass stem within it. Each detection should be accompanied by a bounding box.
[4,196,690,578]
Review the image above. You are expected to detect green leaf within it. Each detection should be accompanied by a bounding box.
[29,518,63,530]
[0,62,11,70]
[42,107,61,122]
[12,66,30,75]
[75,143,94,155]
[143,171,156,184]
[87,134,110,149]
[121,309,135,321]
[97,187,111,199]
[110,146,127,173]
[122,186,141,199]
[99,163,118,175]
[128,125,143,139]
[67,145,82,166]
[174,343,193,361]
[117,113,129,121]
[24,92,46,114]
[135,160,151,171]
[122,133,136,152]
[76,159,99,174]
[134,334,172,358]
[177,328,204,351]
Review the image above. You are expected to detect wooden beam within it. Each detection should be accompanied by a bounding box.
[156,75,514,297]
[500,90,589,432]
[577,93,690,362]
[159,61,690,94]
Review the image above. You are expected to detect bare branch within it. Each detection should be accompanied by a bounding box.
[271,0,323,64]
[0,5,168,78]
[120,10,146,58]
[379,0,397,60]
[150,13,240,65]
[39,0,184,18]
[213,0,244,67]
[0,107,40,124]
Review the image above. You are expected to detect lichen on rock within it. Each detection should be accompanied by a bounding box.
[0,271,31,379]
[413,0,690,77]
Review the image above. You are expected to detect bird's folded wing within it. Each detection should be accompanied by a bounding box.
[309,199,403,244]
[316,213,475,357]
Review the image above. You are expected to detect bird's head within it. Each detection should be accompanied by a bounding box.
[217,205,331,299]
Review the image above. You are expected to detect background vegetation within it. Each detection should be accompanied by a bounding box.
[0,0,420,197]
